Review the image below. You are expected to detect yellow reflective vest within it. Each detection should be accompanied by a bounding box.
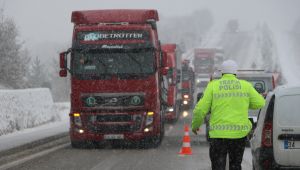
[192,74,265,139]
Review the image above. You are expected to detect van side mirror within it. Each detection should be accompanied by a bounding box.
[254,82,264,93]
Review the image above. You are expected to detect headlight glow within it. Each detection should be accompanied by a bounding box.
[183,111,189,117]
[167,107,174,112]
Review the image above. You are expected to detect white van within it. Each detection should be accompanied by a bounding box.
[250,85,300,169]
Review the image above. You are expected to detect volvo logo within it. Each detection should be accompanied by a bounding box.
[130,96,141,105]
[86,97,97,106]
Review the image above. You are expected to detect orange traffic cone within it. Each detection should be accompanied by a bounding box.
[178,125,192,155]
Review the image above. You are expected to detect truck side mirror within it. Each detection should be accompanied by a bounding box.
[59,51,69,77]
[161,51,168,68]
[59,52,67,69]
[161,67,169,75]
[59,69,67,77]
[176,70,181,83]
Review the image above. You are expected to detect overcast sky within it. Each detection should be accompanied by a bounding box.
[1,0,300,48]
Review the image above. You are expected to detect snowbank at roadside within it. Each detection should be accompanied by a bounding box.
[0,88,62,136]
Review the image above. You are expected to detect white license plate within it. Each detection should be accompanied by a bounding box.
[104,134,124,140]
[284,140,300,149]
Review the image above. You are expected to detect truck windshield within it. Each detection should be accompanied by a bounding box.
[182,71,190,81]
[72,49,155,78]
[194,57,213,66]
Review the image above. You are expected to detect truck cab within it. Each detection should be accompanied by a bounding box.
[181,59,195,110]
[59,9,168,148]
[161,44,181,122]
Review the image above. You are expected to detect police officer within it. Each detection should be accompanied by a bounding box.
[192,60,265,170]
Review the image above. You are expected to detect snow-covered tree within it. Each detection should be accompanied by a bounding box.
[0,10,30,88]
[28,56,49,88]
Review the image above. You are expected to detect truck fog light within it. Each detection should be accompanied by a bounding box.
[74,128,84,134]
[144,127,153,132]
[197,79,200,83]
[183,100,188,105]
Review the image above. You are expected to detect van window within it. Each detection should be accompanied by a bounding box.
[276,95,300,126]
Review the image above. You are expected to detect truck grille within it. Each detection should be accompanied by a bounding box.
[95,114,132,122]
[87,114,142,133]
[89,124,139,133]
[81,93,144,108]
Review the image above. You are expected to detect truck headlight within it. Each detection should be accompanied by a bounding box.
[73,113,82,127]
[167,107,174,112]
[183,100,188,105]
[146,111,154,126]
[183,95,189,99]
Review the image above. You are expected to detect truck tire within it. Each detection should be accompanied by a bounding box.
[139,113,165,149]
[151,113,165,148]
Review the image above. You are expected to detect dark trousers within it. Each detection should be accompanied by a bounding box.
[209,137,246,170]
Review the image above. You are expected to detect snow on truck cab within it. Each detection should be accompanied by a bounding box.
[59,9,168,148]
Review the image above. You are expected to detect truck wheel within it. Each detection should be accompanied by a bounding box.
[151,114,165,148]
[140,115,165,149]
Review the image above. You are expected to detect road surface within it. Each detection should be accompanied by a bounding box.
[6,110,252,170]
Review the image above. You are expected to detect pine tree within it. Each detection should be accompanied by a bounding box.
[28,56,48,87]
[0,10,30,88]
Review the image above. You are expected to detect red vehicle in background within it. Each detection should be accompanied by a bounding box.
[193,48,216,76]
[161,44,181,122]
[58,9,168,148]
[181,59,195,110]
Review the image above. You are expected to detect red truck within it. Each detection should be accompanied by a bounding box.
[193,48,216,76]
[181,59,195,110]
[58,9,168,148]
[161,44,181,121]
